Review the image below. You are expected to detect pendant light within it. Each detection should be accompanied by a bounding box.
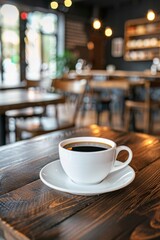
[147,9,155,21]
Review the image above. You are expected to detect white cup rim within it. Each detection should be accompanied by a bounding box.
[59,136,116,154]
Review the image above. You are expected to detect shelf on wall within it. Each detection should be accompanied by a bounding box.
[124,17,160,61]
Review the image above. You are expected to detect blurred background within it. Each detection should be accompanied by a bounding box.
[0,0,160,85]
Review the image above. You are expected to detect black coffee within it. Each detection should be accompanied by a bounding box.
[64,142,111,152]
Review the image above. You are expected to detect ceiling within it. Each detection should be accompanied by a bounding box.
[7,0,136,12]
[74,0,132,8]
[3,0,141,14]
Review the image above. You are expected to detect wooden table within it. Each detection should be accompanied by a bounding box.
[0,125,159,240]
[69,69,160,80]
[0,89,64,146]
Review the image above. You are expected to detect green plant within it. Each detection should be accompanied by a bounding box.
[56,50,77,77]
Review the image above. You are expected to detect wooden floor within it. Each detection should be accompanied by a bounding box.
[7,104,160,144]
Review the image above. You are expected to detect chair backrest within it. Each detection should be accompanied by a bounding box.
[89,79,129,91]
[52,78,87,94]
[24,79,42,89]
[51,78,87,123]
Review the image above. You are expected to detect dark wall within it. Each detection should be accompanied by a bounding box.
[7,0,160,71]
[103,0,160,70]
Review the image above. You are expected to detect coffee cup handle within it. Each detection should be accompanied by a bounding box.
[111,146,133,173]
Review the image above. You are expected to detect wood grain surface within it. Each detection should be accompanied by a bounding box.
[0,125,160,240]
[0,90,64,113]
[69,69,160,79]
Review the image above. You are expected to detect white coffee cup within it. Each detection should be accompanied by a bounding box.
[59,137,133,185]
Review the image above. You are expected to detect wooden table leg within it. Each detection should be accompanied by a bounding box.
[0,114,6,145]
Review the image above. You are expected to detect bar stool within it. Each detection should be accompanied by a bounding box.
[88,79,112,126]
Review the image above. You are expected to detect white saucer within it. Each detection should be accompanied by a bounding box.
[40,160,135,196]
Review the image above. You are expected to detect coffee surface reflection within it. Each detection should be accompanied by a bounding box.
[64,142,111,152]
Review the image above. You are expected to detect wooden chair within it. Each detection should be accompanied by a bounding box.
[15,78,87,140]
[90,82,112,125]
[125,80,160,133]
[89,79,120,126]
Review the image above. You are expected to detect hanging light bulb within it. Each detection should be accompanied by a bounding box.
[92,18,101,30]
[147,9,155,21]
[64,0,72,8]
[105,27,112,37]
[50,1,58,10]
